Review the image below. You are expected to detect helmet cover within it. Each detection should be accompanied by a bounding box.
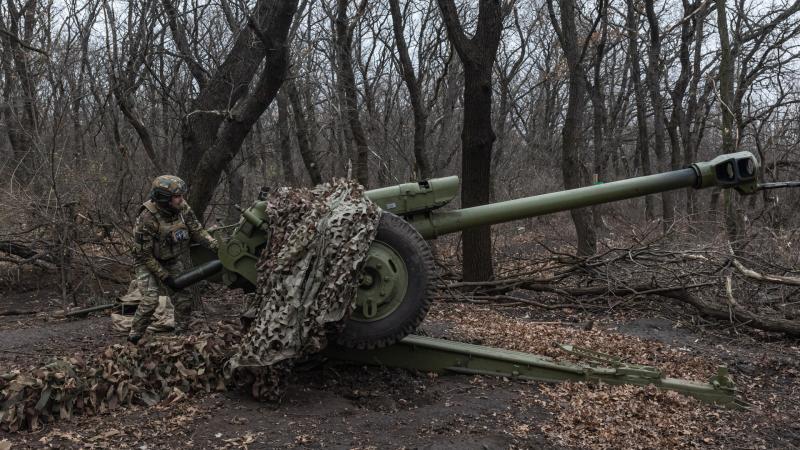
[150,175,188,203]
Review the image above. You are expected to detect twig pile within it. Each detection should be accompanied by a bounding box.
[440,225,800,336]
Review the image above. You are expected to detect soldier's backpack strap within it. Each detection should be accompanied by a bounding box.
[143,200,159,214]
[140,200,162,235]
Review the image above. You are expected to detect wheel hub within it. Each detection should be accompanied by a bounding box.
[353,241,408,321]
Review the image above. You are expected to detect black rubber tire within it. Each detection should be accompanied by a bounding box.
[336,213,435,350]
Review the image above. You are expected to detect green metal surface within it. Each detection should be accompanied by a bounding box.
[690,151,759,194]
[365,176,460,215]
[215,202,270,289]
[324,334,745,408]
[64,303,116,317]
[407,151,759,239]
[353,242,409,321]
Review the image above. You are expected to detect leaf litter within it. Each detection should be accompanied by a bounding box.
[428,302,798,449]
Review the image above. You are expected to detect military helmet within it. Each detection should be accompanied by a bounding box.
[150,175,188,203]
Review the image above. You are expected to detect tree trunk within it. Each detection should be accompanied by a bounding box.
[1,0,40,187]
[189,0,298,216]
[225,166,244,224]
[715,0,744,248]
[683,2,710,217]
[388,0,430,180]
[276,90,297,186]
[460,62,496,281]
[589,0,609,234]
[178,0,290,192]
[626,0,654,220]
[548,0,597,256]
[286,80,322,185]
[334,0,370,187]
[644,0,675,229]
[437,0,503,281]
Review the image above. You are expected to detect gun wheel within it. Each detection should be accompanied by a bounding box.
[337,213,435,350]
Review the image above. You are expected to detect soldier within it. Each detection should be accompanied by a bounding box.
[128,175,218,344]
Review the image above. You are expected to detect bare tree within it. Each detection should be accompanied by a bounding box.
[388,0,431,179]
[626,0,655,220]
[0,0,42,186]
[437,0,504,281]
[547,0,597,256]
[182,0,299,215]
[330,0,370,186]
[286,79,323,185]
[643,0,675,230]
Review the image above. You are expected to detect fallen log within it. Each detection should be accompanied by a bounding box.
[0,241,54,263]
[0,309,38,317]
[657,288,800,337]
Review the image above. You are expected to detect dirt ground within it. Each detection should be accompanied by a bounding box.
[1,282,799,449]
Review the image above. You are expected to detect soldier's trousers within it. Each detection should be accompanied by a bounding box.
[129,260,192,337]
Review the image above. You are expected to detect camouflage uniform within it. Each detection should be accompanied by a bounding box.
[129,176,218,340]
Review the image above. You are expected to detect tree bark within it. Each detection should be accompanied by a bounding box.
[178,0,287,187]
[437,0,503,281]
[276,90,297,186]
[0,0,40,186]
[334,0,370,186]
[715,0,744,248]
[644,0,675,229]
[285,79,322,185]
[189,0,298,216]
[682,1,711,216]
[589,0,609,234]
[626,0,654,220]
[388,0,430,180]
[225,166,244,224]
[547,0,597,256]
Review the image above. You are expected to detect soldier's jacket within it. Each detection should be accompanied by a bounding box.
[132,200,217,280]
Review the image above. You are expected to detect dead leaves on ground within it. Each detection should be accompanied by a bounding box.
[430,303,788,449]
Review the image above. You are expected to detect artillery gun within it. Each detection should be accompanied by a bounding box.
[172,151,781,407]
[182,151,762,346]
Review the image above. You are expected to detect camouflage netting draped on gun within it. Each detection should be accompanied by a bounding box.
[226,179,381,401]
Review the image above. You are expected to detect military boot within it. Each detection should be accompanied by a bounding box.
[127,334,142,345]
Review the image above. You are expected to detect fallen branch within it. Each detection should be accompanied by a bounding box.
[732,258,800,286]
[0,241,53,262]
[0,309,39,317]
[657,288,800,337]
[433,294,590,310]
[445,278,714,298]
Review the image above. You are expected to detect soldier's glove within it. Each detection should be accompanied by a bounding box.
[209,239,219,253]
[163,276,181,291]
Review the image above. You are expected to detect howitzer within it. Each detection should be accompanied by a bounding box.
[180,151,764,349]
[171,151,777,407]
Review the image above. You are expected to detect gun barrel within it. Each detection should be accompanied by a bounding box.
[410,151,759,238]
[410,168,695,238]
[172,259,224,290]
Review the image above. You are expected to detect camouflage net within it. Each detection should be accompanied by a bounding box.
[0,179,380,431]
[0,325,240,432]
[227,179,381,401]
